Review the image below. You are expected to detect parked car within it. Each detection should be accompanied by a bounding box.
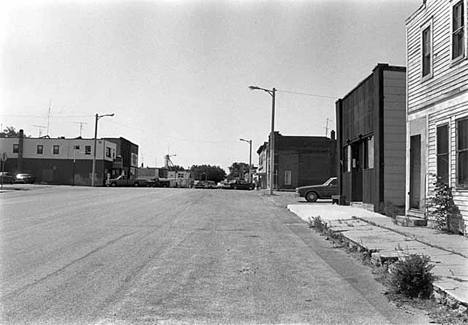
[295,177,338,202]
[217,181,231,189]
[15,173,36,184]
[147,178,170,187]
[194,181,205,188]
[228,180,255,190]
[0,172,15,184]
[204,181,217,189]
[106,175,148,187]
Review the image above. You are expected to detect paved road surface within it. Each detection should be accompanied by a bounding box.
[0,187,430,324]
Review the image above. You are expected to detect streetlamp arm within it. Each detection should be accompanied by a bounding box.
[249,85,275,97]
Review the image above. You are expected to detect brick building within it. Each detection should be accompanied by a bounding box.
[256,132,336,190]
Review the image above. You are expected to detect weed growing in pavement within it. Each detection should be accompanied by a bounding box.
[389,253,435,299]
[307,216,327,232]
[307,221,468,323]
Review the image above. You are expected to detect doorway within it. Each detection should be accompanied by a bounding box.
[409,135,421,209]
[351,141,364,201]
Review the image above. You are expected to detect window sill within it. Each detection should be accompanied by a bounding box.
[421,72,433,83]
[450,55,466,67]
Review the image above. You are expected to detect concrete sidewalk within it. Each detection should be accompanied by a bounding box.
[286,202,468,311]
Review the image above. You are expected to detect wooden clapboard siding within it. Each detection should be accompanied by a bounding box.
[427,104,468,228]
[383,70,406,206]
[407,0,468,112]
[407,0,468,235]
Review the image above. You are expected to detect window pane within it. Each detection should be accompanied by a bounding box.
[368,136,374,169]
[458,151,468,186]
[437,125,448,154]
[437,154,449,184]
[458,118,468,150]
[422,26,431,76]
[452,2,465,59]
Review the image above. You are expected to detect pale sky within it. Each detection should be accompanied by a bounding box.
[1,0,421,172]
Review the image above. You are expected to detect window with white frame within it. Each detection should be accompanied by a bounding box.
[422,22,432,78]
[85,145,91,155]
[53,145,59,155]
[37,145,43,155]
[106,147,112,158]
[13,144,19,153]
[452,0,465,61]
[457,117,468,187]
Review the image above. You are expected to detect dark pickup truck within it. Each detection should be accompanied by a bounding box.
[147,178,170,187]
[106,175,148,187]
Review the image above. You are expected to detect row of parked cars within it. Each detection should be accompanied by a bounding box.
[0,172,36,184]
[195,180,255,190]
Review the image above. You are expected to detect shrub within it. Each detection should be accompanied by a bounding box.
[390,254,434,299]
[426,175,458,232]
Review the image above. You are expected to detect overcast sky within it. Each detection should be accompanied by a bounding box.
[1,0,421,171]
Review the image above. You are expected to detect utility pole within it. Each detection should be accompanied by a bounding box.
[46,100,52,136]
[325,118,332,137]
[249,85,276,195]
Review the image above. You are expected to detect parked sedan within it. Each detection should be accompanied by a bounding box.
[228,180,255,190]
[15,173,36,184]
[295,177,338,202]
[0,172,15,184]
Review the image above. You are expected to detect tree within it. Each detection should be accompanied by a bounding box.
[0,126,28,138]
[190,165,226,183]
[228,162,250,180]
[167,165,185,172]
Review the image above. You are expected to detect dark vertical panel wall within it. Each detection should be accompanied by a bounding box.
[338,64,389,207]
[336,99,343,195]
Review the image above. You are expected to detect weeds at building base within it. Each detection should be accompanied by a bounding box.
[308,216,468,324]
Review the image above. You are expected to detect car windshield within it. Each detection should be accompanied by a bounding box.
[323,178,336,186]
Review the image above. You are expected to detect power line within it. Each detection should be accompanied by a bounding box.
[277,89,337,99]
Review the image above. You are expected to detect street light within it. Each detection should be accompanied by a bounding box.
[91,113,114,187]
[239,138,252,183]
[249,85,276,195]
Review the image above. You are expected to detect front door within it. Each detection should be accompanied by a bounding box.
[409,135,421,209]
[351,142,363,201]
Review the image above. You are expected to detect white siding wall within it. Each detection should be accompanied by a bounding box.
[383,70,407,206]
[407,0,468,112]
[407,0,468,234]
[427,97,468,233]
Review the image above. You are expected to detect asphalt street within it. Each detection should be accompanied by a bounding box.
[0,186,431,324]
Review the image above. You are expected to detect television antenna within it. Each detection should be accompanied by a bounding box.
[74,122,87,137]
[33,125,46,137]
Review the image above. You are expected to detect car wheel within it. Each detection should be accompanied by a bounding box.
[134,182,139,187]
[111,182,117,187]
[305,191,318,202]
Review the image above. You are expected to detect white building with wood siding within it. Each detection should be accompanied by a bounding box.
[406,0,468,235]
